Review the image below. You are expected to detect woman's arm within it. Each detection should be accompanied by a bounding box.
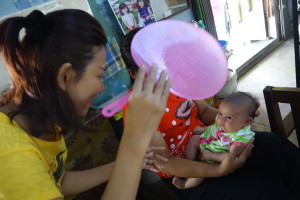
[102,65,171,200]
[193,100,218,125]
[61,163,113,196]
[59,146,167,197]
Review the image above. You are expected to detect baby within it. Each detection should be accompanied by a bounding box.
[173,92,257,189]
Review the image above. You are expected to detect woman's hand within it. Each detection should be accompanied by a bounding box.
[143,146,169,172]
[218,139,254,176]
[124,65,171,142]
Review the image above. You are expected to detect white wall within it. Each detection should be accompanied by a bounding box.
[61,0,92,15]
[150,0,169,20]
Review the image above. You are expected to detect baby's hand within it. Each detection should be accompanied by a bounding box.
[193,126,208,135]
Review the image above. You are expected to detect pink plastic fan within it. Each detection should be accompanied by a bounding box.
[102,20,228,117]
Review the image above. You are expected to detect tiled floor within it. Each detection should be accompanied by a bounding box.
[228,37,276,72]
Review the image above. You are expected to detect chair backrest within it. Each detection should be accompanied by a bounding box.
[263,86,300,147]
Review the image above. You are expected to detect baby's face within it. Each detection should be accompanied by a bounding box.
[216,102,250,133]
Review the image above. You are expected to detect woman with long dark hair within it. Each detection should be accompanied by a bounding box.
[0,9,170,200]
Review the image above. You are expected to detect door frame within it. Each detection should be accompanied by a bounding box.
[192,0,286,78]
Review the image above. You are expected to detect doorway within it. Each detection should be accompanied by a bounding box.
[206,0,291,77]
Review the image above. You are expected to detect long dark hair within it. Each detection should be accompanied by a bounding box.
[0,9,107,137]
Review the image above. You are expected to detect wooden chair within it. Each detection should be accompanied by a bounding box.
[263,86,300,148]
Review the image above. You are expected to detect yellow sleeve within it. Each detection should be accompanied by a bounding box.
[0,149,63,200]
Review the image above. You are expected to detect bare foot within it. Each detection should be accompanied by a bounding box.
[172,176,186,189]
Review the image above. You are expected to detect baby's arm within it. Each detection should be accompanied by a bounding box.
[193,100,218,125]
[193,126,208,135]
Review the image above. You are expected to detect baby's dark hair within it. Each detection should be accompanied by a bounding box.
[119,3,129,16]
[120,27,142,72]
[120,27,142,84]
[222,92,258,118]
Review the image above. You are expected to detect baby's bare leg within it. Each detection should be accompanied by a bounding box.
[173,135,204,189]
[185,135,201,160]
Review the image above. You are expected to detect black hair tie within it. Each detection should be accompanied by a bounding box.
[24,10,48,45]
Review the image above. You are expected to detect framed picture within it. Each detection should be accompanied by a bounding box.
[108,0,156,34]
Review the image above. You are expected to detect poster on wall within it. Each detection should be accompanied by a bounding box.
[107,0,156,34]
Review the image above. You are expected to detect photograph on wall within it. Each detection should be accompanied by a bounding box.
[107,0,156,34]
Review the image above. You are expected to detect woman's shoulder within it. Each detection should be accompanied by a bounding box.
[0,112,37,154]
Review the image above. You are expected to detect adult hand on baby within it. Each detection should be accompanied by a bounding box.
[143,146,169,172]
[218,138,254,176]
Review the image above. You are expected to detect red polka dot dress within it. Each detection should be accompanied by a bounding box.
[155,93,205,177]
[123,92,205,178]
